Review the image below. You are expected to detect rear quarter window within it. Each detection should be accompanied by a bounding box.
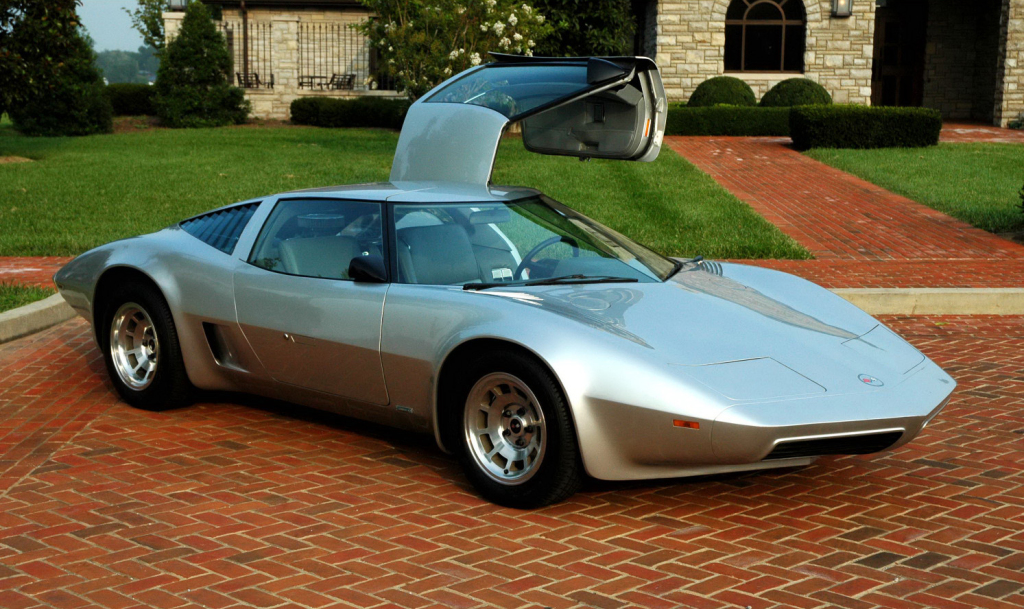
[180,202,260,254]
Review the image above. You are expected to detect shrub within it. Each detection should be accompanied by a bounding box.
[760,78,832,107]
[154,2,249,128]
[790,105,942,150]
[106,83,156,116]
[290,97,411,130]
[9,27,113,136]
[356,0,552,99]
[666,105,790,136]
[687,76,756,108]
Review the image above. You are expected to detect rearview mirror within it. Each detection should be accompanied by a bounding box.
[521,63,666,162]
[349,254,387,283]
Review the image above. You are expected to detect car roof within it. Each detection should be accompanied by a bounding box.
[282,181,542,203]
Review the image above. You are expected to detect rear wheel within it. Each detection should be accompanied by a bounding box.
[101,283,192,410]
[454,351,582,508]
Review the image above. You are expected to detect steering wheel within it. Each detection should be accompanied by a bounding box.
[514,235,580,280]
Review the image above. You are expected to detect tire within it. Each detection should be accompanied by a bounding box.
[100,282,193,411]
[451,351,583,508]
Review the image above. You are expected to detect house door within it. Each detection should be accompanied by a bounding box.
[871,1,927,107]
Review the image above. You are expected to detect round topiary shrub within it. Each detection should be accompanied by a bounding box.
[760,78,832,107]
[687,76,756,107]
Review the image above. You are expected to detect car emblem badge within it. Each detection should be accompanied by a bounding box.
[859,374,884,387]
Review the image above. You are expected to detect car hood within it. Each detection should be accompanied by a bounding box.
[472,262,926,397]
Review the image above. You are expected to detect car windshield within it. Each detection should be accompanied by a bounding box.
[392,195,677,287]
[424,64,590,119]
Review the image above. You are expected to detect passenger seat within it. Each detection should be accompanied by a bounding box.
[279,236,361,279]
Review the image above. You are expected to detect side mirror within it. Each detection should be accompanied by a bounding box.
[349,254,387,283]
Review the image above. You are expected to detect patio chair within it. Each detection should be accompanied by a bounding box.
[328,73,356,90]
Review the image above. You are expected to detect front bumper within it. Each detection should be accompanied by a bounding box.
[711,360,953,463]
[576,358,955,481]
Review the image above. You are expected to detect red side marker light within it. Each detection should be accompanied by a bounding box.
[673,420,700,429]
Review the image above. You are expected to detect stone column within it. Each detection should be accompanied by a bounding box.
[162,11,185,43]
[994,0,1024,127]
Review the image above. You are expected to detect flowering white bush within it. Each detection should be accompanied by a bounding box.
[356,0,552,99]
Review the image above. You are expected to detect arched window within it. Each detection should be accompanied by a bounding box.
[725,0,806,73]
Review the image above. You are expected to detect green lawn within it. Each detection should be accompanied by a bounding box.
[806,144,1024,234]
[0,124,808,259]
[0,283,54,313]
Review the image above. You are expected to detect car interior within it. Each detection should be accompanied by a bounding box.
[250,198,652,285]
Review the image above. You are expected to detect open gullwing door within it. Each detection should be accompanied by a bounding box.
[389,55,667,186]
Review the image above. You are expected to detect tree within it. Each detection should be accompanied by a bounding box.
[0,0,85,116]
[9,24,113,136]
[125,0,170,50]
[154,1,248,127]
[356,0,552,99]
[531,0,636,57]
[136,44,160,75]
[96,50,142,83]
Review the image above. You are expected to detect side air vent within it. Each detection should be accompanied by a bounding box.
[202,322,246,371]
[180,202,259,254]
[764,431,903,460]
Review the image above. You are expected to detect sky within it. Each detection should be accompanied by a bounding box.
[80,0,144,52]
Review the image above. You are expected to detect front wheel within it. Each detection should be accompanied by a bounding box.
[101,283,193,410]
[455,351,583,508]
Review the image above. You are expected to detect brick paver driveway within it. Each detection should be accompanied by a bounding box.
[1,317,1023,609]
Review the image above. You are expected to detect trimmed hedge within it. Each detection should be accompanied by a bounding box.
[666,105,790,136]
[790,105,942,150]
[760,78,832,107]
[687,76,756,107]
[106,83,156,116]
[290,96,410,129]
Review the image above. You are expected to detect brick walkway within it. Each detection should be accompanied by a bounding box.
[0,316,1022,609]
[0,257,70,289]
[941,123,1024,144]
[666,136,1024,289]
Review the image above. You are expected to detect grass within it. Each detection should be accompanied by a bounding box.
[0,283,54,313]
[806,144,1024,234]
[0,124,808,259]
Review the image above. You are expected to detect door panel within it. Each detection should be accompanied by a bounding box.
[233,197,390,405]
[233,265,390,404]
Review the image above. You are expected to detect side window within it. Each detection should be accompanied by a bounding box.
[248,198,383,280]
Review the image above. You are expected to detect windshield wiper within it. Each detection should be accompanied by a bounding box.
[463,274,639,291]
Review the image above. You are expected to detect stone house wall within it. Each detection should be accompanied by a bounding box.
[163,7,403,121]
[995,0,1024,127]
[653,0,875,104]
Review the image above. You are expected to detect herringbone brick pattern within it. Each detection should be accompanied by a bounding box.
[0,316,1022,608]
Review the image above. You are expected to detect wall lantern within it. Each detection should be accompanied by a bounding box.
[832,0,853,17]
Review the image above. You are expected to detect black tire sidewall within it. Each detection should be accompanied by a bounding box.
[101,283,191,410]
[452,351,582,508]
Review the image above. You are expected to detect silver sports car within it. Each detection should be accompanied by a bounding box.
[55,56,955,507]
